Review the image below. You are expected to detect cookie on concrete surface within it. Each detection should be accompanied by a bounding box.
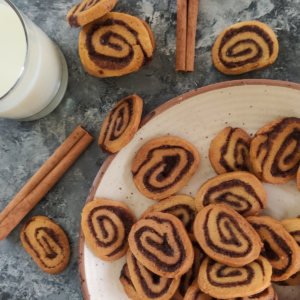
[212,21,278,75]
[20,216,70,274]
[98,94,143,153]
[79,13,155,78]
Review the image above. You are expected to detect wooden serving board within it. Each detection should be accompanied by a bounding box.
[79,79,300,300]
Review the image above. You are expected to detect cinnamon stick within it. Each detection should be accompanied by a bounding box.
[0,125,94,241]
[176,0,187,71]
[186,0,200,71]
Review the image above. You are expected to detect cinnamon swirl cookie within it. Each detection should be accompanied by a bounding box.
[176,235,207,298]
[79,12,155,78]
[140,195,197,233]
[67,0,118,28]
[209,127,252,174]
[98,95,143,153]
[81,198,135,261]
[212,21,279,75]
[20,216,70,274]
[195,171,267,217]
[194,204,262,267]
[131,137,200,200]
[127,249,180,300]
[250,117,300,184]
[198,256,272,298]
[120,263,140,300]
[275,271,300,286]
[247,216,300,281]
[128,212,194,278]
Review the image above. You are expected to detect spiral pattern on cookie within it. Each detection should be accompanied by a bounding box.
[250,117,300,184]
[140,195,197,233]
[128,212,194,278]
[98,95,143,153]
[209,127,252,174]
[195,172,267,217]
[247,216,300,281]
[194,204,262,267]
[120,263,140,300]
[79,12,154,78]
[132,137,200,200]
[198,256,272,299]
[20,216,70,274]
[212,21,278,75]
[178,235,207,298]
[81,199,135,261]
[127,249,180,300]
[275,271,300,286]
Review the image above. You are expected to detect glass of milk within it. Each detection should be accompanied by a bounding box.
[0,0,68,121]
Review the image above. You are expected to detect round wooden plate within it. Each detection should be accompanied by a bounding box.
[79,79,300,300]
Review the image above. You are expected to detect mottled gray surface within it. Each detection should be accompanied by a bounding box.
[0,0,300,299]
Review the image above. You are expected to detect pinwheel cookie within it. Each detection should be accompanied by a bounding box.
[132,137,199,200]
[247,216,300,281]
[67,0,118,28]
[250,117,300,184]
[198,256,272,299]
[81,198,135,261]
[209,127,252,174]
[126,249,180,300]
[140,195,197,233]
[98,94,143,153]
[79,12,155,78]
[194,204,262,267]
[128,212,194,278]
[212,21,279,75]
[195,171,267,217]
[20,216,70,274]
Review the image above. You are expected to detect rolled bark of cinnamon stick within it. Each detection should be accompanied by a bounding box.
[186,0,200,71]
[176,0,187,71]
[0,125,94,241]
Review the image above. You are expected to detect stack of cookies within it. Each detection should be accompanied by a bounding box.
[67,0,155,78]
[81,115,300,299]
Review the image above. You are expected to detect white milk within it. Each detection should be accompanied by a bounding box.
[0,0,68,120]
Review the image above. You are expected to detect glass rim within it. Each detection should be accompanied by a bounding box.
[0,0,29,100]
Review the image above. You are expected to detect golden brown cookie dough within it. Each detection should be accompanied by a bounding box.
[209,127,252,174]
[20,216,70,275]
[67,0,118,28]
[212,21,278,75]
[79,13,155,78]
[81,198,135,261]
[195,171,267,217]
[250,117,300,184]
[194,204,262,267]
[132,137,199,200]
[119,263,140,300]
[127,248,180,300]
[247,216,300,281]
[98,94,143,154]
[198,256,272,299]
[140,195,197,233]
[128,212,194,278]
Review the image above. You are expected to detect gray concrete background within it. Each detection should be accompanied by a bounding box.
[0,0,300,299]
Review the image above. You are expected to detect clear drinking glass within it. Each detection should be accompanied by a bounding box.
[0,0,68,121]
